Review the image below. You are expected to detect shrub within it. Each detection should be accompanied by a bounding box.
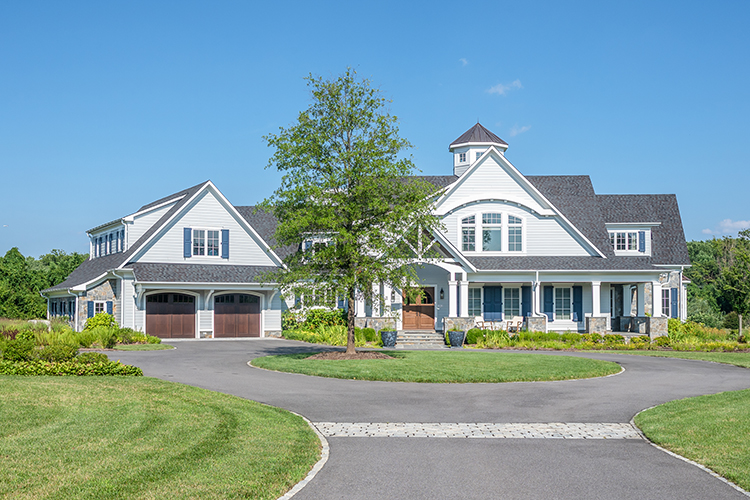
[629,335,651,345]
[603,334,625,344]
[84,313,117,330]
[76,329,97,348]
[354,327,377,343]
[37,344,79,362]
[1,338,35,362]
[302,309,346,329]
[561,333,580,344]
[115,327,136,344]
[1,328,21,340]
[654,336,671,347]
[465,328,487,345]
[146,335,161,344]
[581,333,603,344]
[75,352,110,364]
[89,326,118,349]
[723,311,739,330]
[0,360,142,376]
[281,310,299,330]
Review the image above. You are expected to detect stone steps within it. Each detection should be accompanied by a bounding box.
[395,330,448,349]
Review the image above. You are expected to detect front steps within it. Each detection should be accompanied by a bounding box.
[395,330,448,349]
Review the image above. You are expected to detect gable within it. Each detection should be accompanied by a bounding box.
[133,188,277,267]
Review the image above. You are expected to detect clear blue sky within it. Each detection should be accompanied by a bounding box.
[2,1,748,258]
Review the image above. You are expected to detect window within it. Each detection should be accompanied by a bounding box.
[475,151,483,161]
[468,288,482,317]
[508,215,522,252]
[505,288,520,317]
[461,216,475,251]
[207,230,220,256]
[99,237,105,257]
[94,301,106,315]
[459,152,466,162]
[193,230,205,255]
[555,288,571,320]
[610,231,639,251]
[482,213,502,251]
[662,289,670,317]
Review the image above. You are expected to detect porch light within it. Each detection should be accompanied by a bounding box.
[440,288,444,300]
[391,289,396,301]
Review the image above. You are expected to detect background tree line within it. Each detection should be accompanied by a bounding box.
[686,229,750,329]
[0,248,87,319]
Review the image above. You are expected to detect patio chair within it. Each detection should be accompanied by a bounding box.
[506,316,524,334]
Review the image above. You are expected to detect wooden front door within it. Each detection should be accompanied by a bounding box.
[146,293,195,338]
[214,293,261,337]
[402,287,435,330]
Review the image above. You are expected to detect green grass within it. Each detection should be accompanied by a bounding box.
[113,343,175,351]
[251,350,621,383]
[603,350,750,369]
[0,376,320,500]
[635,389,750,492]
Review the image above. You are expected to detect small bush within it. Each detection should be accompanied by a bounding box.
[116,327,136,344]
[146,335,161,344]
[561,333,580,344]
[723,311,739,330]
[465,328,487,345]
[84,313,116,330]
[302,309,346,329]
[89,326,118,349]
[654,336,671,347]
[354,327,377,343]
[581,333,603,344]
[629,335,651,345]
[603,334,625,344]
[281,310,299,330]
[37,344,79,363]
[75,352,110,364]
[0,360,142,376]
[1,338,35,362]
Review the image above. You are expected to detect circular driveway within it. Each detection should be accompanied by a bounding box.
[113,340,750,499]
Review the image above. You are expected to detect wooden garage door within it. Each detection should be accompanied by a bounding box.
[214,294,260,337]
[402,287,435,330]
[146,293,195,338]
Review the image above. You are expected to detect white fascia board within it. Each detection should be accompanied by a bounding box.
[440,199,556,218]
[205,181,286,268]
[435,147,606,258]
[132,281,276,288]
[654,264,693,269]
[430,230,477,272]
[123,196,185,222]
[605,222,662,228]
[449,141,508,152]
[87,219,126,235]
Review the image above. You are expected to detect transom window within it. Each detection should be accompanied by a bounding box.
[462,216,475,251]
[508,215,522,252]
[555,288,571,320]
[504,288,520,317]
[193,229,220,257]
[482,213,502,251]
[468,288,482,317]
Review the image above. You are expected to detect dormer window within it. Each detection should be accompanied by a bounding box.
[475,151,483,161]
[609,230,646,253]
[459,152,466,163]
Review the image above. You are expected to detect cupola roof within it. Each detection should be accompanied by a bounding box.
[449,123,508,150]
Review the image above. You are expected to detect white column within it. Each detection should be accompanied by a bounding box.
[460,280,469,318]
[533,281,541,315]
[356,292,366,318]
[383,283,392,316]
[623,284,632,316]
[636,283,646,316]
[652,282,662,317]
[448,279,458,317]
[371,282,381,317]
[591,281,601,317]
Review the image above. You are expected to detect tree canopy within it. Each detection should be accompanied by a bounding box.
[0,248,87,319]
[262,68,440,353]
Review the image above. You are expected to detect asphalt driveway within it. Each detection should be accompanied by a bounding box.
[113,340,750,499]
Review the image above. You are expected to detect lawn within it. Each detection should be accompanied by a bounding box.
[605,350,750,369]
[0,376,320,500]
[635,389,750,492]
[251,350,621,383]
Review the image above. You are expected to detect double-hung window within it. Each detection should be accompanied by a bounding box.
[207,230,220,256]
[193,230,205,256]
[508,215,522,252]
[461,216,475,251]
[555,288,571,320]
[661,289,670,317]
[610,231,639,251]
[459,152,466,163]
[192,229,221,257]
[482,213,502,251]
[504,288,520,317]
[468,288,482,317]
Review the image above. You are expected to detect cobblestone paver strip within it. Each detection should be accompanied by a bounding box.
[314,422,642,439]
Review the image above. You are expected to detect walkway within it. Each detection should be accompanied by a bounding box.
[113,340,750,499]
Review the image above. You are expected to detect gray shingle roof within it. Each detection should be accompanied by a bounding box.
[129,263,277,283]
[450,123,508,148]
[412,175,459,189]
[137,182,206,212]
[468,255,661,271]
[234,206,297,260]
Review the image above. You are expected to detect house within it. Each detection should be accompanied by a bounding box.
[43,123,690,337]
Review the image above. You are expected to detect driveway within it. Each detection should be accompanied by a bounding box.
[113,340,750,499]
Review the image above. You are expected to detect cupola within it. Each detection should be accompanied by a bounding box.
[449,123,508,176]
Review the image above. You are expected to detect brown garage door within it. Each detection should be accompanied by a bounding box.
[146,293,195,338]
[402,287,435,330]
[214,294,261,337]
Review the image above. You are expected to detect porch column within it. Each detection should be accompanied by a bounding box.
[652,281,662,317]
[624,284,633,316]
[371,282,381,317]
[383,283,392,316]
[448,278,458,317]
[356,292,366,318]
[636,283,646,316]
[533,280,542,315]
[591,281,601,317]
[460,278,469,318]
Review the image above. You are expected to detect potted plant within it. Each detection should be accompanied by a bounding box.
[380,329,398,348]
[447,328,466,348]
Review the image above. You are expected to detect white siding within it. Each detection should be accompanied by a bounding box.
[134,309,145,333]
[198,310,213,333]
[264,292,282,333]
[136,189,276,267]
[127,203,176,247]
[120,277,136,330]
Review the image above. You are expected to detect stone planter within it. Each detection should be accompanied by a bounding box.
[380,330,397,348]
[448,330,466,348]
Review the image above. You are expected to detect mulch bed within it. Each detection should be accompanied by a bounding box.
[306,351,396,360]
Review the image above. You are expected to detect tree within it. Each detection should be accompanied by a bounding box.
[716,230,750,335]
[262,69,440,354]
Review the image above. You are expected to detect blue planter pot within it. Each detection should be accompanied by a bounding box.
[448,330,466,348]
[381,330,397,348]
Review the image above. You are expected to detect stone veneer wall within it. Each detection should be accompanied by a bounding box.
[74,279,118,331]
[354,317,396,331]
[442,317,476,332]
[526,316,547,333]
[585,317,608,334]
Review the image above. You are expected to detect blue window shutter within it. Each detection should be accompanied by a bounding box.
[573,286,583,322]
[184,228,192,258]
[671,288,678,319]
[106,301,113,315]
[543,286,554,322]
[521,286,531,316]
[638,231,646,252]
[221,229,229,259]
[499,285,503,321]
[87,301,94,318]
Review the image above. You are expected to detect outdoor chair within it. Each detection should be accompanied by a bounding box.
[506,316,524,334]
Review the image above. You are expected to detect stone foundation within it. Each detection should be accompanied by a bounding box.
[354,317,396,331]
[647,317,668,338]
[442,317,476,333]
[264,330,283,338]
[585,316,608,334]
[526,316,547,333]
[615,316,668,338]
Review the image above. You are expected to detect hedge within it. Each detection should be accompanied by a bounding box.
[0,360,143,376]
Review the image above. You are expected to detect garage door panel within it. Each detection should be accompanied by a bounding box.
[146,293,195,338]
[215,294,260,337]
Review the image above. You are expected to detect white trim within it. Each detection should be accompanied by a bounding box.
[123,195,186,222]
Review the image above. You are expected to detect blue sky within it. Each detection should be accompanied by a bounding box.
[1,1,749,258]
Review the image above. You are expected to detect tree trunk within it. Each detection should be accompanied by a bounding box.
[346,286,357,354]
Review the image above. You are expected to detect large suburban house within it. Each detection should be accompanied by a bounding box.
[43,124,690,338]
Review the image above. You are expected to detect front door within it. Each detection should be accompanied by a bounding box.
[484,286,503,321]
[402,287,435,330]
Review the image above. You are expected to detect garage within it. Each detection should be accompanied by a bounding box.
[214,293,261,337]
[145,293,195,338]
